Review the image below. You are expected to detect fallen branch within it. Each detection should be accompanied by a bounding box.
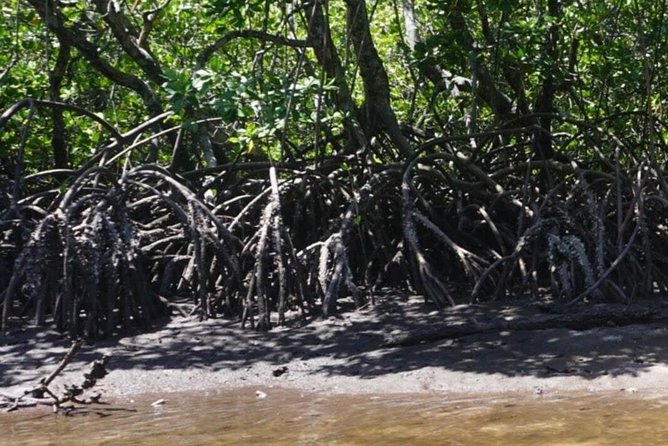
[382,304,668,348]
[4,340,110,413]
[41,340,82,388]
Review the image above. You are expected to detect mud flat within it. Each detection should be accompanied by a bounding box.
[3,295,668,402]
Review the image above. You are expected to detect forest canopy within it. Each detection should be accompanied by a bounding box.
[1,0,667,338]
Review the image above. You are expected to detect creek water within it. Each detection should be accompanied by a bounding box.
[3,388,668,445]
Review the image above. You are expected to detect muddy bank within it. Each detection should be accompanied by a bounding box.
[3,295,668,403]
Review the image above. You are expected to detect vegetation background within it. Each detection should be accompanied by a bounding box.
[1,0,667,339]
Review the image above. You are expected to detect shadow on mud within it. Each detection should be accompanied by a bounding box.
[2,293,668,389]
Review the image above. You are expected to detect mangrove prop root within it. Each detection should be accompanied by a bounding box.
[2,98,668,339]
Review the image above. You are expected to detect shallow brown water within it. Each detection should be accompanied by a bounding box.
[3,389,668,445]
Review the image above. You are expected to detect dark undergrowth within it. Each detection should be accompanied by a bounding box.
[2,99,668,339]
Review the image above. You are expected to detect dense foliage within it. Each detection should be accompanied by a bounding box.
[1,0,668,338]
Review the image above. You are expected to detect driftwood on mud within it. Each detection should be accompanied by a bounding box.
[382,304,668,348]
[1,340,109,413]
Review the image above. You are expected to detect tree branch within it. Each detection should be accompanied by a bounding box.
[92,0,164,86]
[0,99,124,148]
[449,6,514,120]
[26,0,164,117]
[197,29,310,68]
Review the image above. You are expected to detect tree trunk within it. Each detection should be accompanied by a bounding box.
[533,0,562,162]
[305,1,368,152]
[49,39,70,169]
[346,0,414,159]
